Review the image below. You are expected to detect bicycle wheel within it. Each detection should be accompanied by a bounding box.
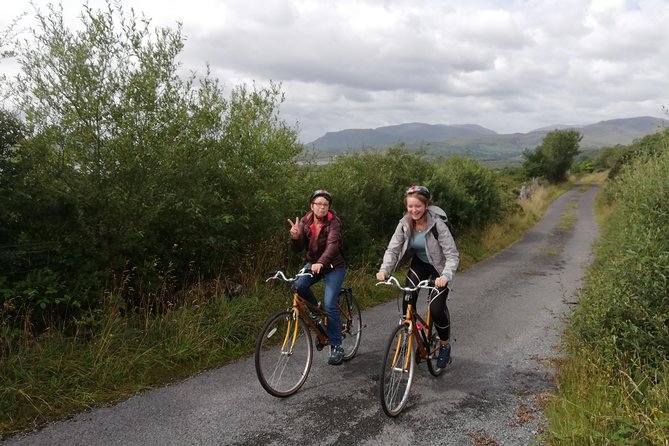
[255,310,313,397]
[379,323,415,417]
[338,289,362,360]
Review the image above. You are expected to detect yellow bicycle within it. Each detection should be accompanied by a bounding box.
[376,276,448,416]
[255,269,362,397]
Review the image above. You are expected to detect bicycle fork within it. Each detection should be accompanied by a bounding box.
[391,305,416,373]
[279,312,300,355]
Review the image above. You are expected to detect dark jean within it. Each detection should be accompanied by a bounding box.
[293,264,346,347]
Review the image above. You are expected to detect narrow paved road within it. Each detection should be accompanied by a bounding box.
[3,184,599,446]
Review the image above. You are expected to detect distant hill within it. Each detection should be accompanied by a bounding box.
[309,122,497,150]
[306,116,669,164]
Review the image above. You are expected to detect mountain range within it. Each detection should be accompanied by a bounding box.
[306,116,669,164]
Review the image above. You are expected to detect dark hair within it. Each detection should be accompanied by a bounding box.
[310,189,332,204]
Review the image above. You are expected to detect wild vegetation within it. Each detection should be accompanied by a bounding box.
[1,1,667,443]
[522,129,582,184]
[545,128,669,445]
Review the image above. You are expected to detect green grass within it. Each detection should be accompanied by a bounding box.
[0,265,415,436]
[543,162,669,445]
[557,213,576,232]
[1,289,285,434]
[544,352,669,445]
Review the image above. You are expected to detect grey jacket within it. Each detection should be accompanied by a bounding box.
[379,207,459,284]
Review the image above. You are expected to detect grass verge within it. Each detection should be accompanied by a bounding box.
[543,169,669,445]
[545,351,669,445]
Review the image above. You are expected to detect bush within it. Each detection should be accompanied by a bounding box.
[607,130,668,180]
[569,131,669,371]
[306,147,434,264]
[429,155,505,229]
[522,129,582,183]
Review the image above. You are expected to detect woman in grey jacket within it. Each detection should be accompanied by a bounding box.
[376,185,459,368]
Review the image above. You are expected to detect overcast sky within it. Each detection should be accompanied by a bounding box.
[2,0,668,143]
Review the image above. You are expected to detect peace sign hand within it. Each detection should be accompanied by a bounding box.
[287,217,300,239]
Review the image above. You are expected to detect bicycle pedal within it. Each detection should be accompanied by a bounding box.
[316,342,326,351]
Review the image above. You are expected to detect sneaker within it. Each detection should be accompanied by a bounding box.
[328,345,344,365]
[437,343,451,368]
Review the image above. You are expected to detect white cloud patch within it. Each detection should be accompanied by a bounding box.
[1,0,668,142]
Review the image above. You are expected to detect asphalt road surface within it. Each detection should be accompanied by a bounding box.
[3,184,600,446]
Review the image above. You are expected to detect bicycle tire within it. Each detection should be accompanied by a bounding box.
[338,289,362,360]
[379,323,415,417]
[255,310,313,397]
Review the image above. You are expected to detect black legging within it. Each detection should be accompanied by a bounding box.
[404,256,451,341]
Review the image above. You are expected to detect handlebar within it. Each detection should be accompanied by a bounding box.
[266,268,313,283]
[375,276,437,293]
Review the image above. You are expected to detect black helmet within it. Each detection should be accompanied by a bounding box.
[405,185,431,200]
[310,189,332,204]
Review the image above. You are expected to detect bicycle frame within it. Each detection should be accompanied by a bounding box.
[405,304,437,361]
[377,276,446,415]
[378,277,441,369]
[291,293,329,346]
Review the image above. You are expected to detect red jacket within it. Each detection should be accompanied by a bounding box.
[291,210,345,271]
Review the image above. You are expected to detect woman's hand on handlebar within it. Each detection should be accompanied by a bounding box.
[376,271,388,281]
[435,276,448,288]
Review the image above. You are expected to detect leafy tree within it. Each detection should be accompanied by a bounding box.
[607,131,667,180]
[315,146,433,262]
[522,129,582,183]
[0,109,24,157]
[2,14,25,107]
[0,109,26,246]
[7,0,301,314]
[592,144,628,171]
[430,155,504,229]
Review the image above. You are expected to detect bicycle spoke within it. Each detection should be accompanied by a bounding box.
[379,324,414,416]
[338,290,362,360]
[255,311,313,397]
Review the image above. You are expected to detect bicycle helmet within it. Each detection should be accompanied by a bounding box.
[405,185,431,200]
[309,189,332,204]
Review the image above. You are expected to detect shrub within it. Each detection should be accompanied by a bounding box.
[429,155,505,229]
[569,131,669,371]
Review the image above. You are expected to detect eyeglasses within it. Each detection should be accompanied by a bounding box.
[312,201,330,207]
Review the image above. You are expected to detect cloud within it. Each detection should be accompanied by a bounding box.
[2,0,668,143]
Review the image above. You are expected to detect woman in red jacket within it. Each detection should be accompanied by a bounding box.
[287,189,346,365]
